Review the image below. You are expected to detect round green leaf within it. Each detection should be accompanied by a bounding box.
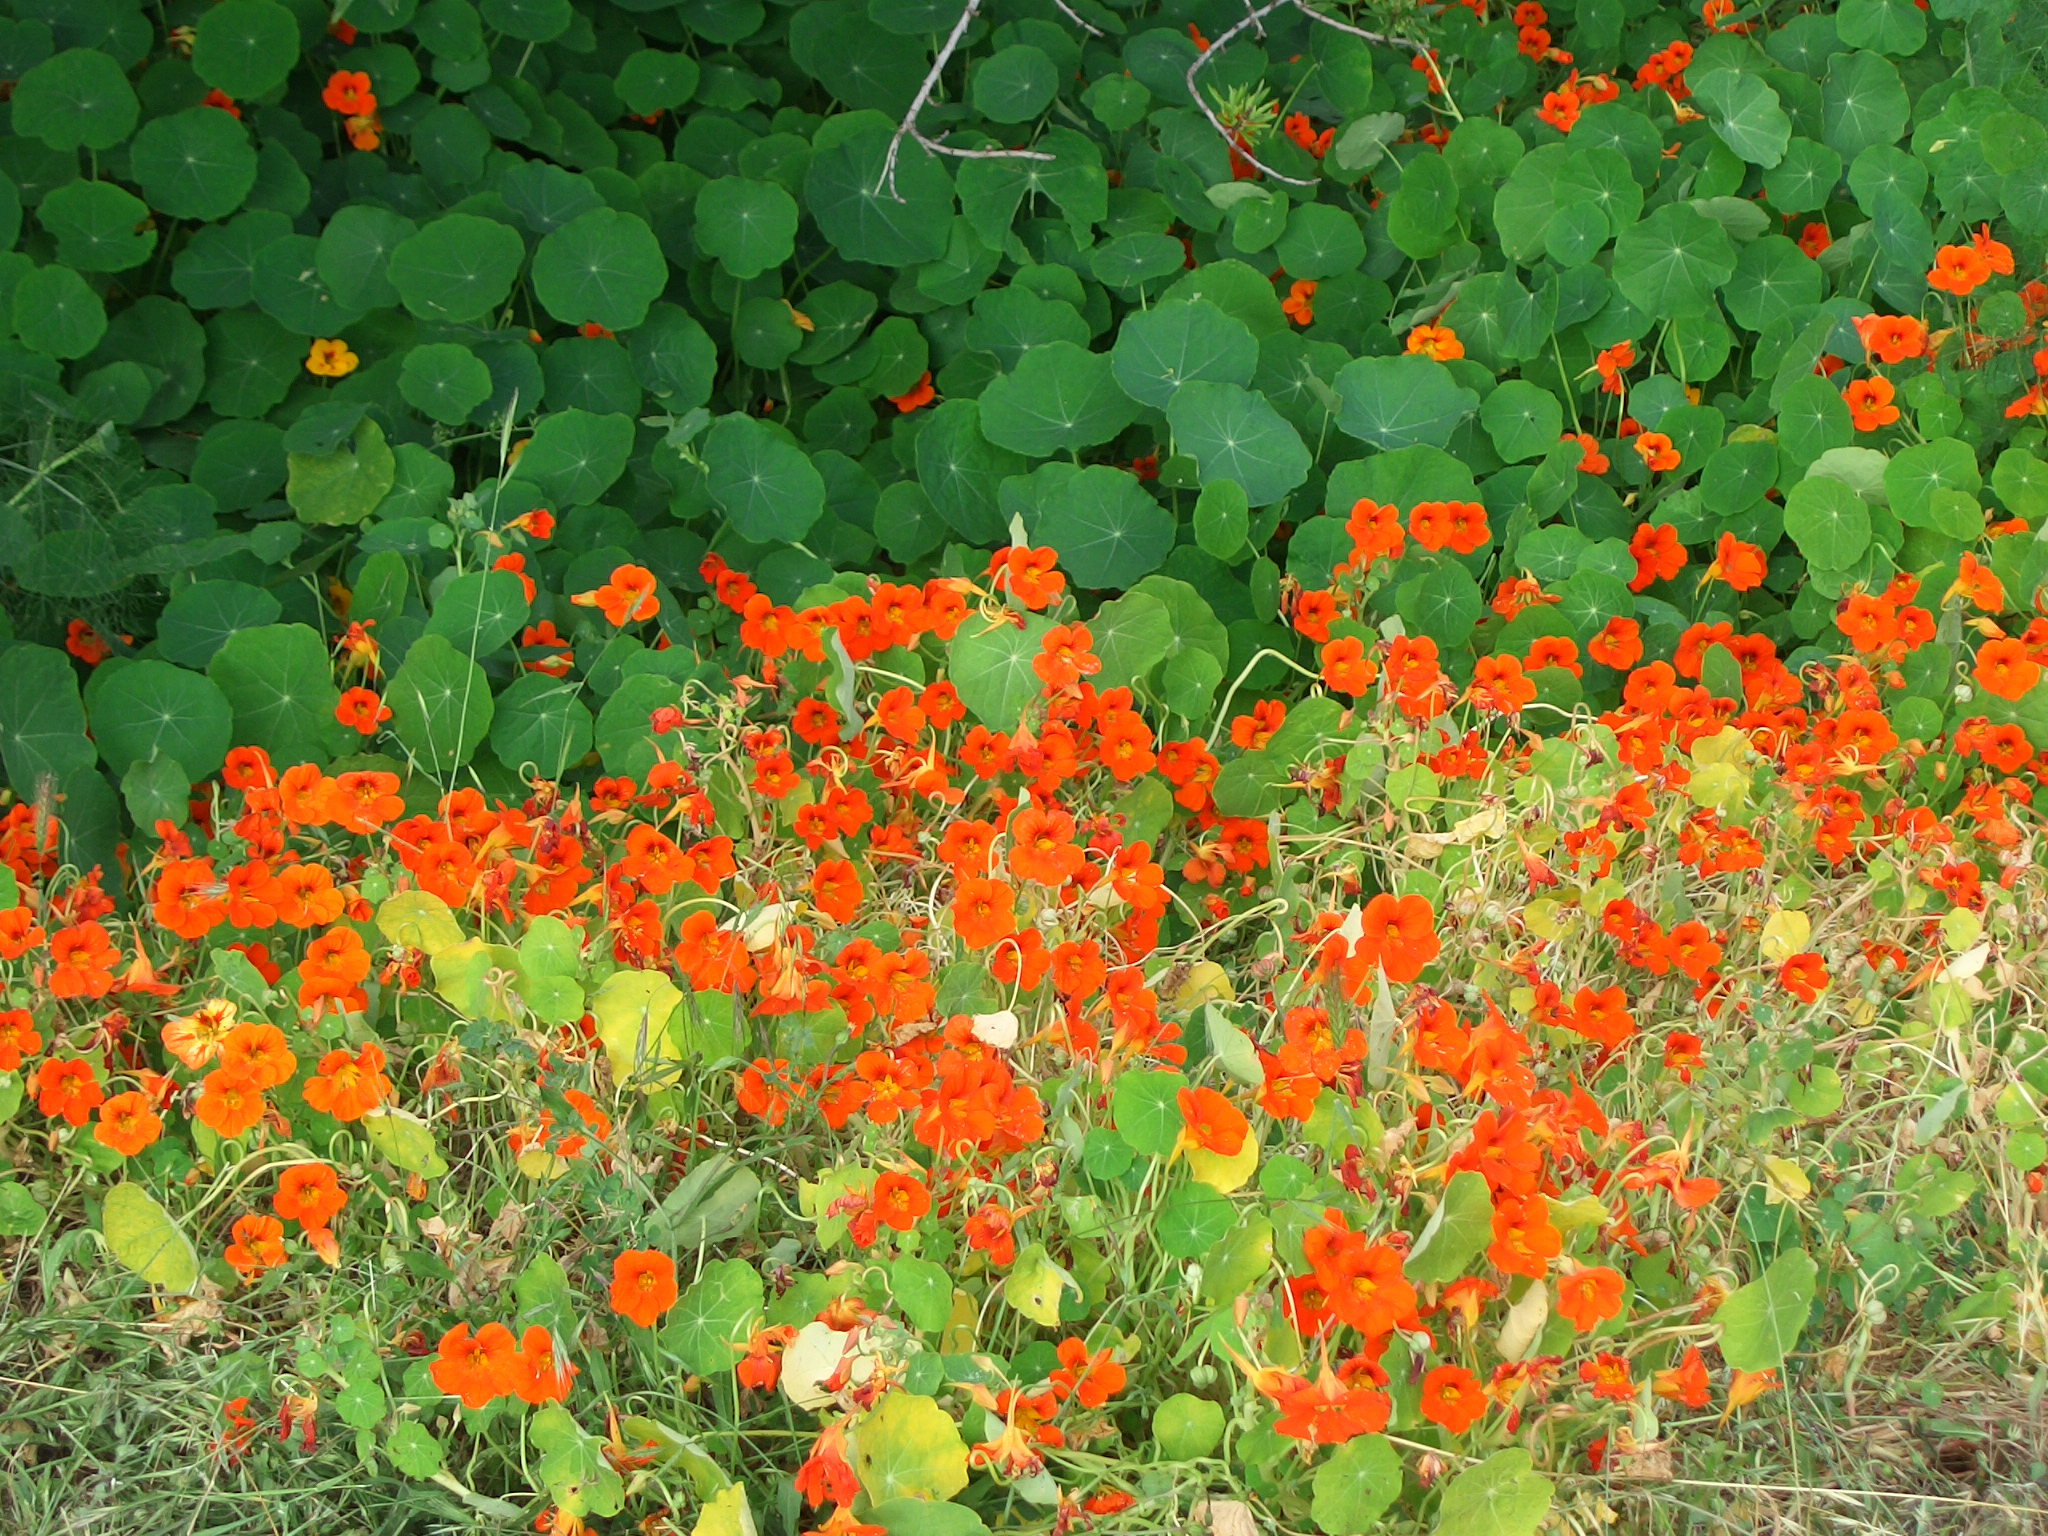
[532,207,668,330]
[978,341,1137,457]
[1110,1068,1186,1157]
[401,342,496,425]
[1154,1395,1226,1461]
[948,611,1053,728]
[90,660,233,780]
[1783,475,1872,569]
[192,0,300,100]
[511,409,635,507]
[1194,478,1250,560]
[705,412,825,542]
[288,417,397,526]
[617,49,701,115]
[805,128,953,267]
[855,1392,969,1505]
[1035,465,1173,589]
[663,1258,764,1376]
[387,634,493,774]
[1692,68,1793,167]
[130,109,259,222]
[1823,51,1909,163]
[38,180,154,273]
[1110,298,1257,409]
[1312,1435,1402,1534]
[1435,1449,1553,1536]
[595,674,683,781]
[156,580,281,669]
[1613,203,1738,318]
[1168,380,1309,508]
[423,569,531,659]
[1715,1247,1818,1371]
[692,177,798,282]
[203,308,301,418]
[13,262,105,359]
[1724,236,1823,332]
[316,204,417,314]
[490,674,594,782]
[1088,591,1176,689]
[1399,562,1485,647]
[973,45,1057,124]
[206,624,344,768]
[103,1183,200,1294]
[1274,203,1367,279]
[917,398,1019,544]
[388,214,528,323]
[1480,379,1563,464]
[14,48,138,153]
[0,644,96,790]
[1333,354,1479,452]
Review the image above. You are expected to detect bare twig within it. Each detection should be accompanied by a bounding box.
[1185,0,1314,187]
[877,0,1053,198]
[1294,0,1431,53]
[1051,0,1105,38]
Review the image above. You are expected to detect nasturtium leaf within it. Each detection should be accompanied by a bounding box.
[705,412,826,543]
[918,398,1022,544]
[1089,591,1176,690]
[202,308,299,417]
[288,417,397,527]
[1110,1068,1186,1157]
[1435,1448,1554,1536]
[1823,50,1909,163]
[617,49,700,115]
[1765,138,1845,213]
[388,214,528,322]
[1886,438,1980,532]
[386,634,493,774]
[102,1183,200,1293]
[973,44,1056,123]
[14,48,138,153]
[597,675,685,783]
[13,263,105,359]
[1334,355,1479,452]
[1715,1247,1818,1370]
[1168,380,1309,508]
[855,1391,970,1504]
[423,569,531,659]
[192,0,299,100]
[1556,146,1642,239]
[313,205,415,316]
[1481,380,1564,464]
[948,612,1052,729]
[89,661,233,781]
[156,581,281,669]
[665,1258,764,1375]
[38,181,154,273]
[1111,299,1258,408]
[1783,476,1872,570]
[1275,203,1367,278]
[1692,68,1793,166]
[172,210,292,312]
[512,409,635,507]
[130,109,259,222]
[978,342,1137,458]
[1398,562,1485,648]
[805,128,953,267]
[692,177,799,281]
[0,644,95,790]
[1194,478,1250,560]
[1035,466,1173,590]
[401,343,496,425]
[1312,1435,1403,1534]
[1157,1182,1234,1256]
[1404,1170,1495,1284]
[1090,232,1185,292]
[207,625,343,768]
[888,1256,954,1335]
[1613,203,1738,317]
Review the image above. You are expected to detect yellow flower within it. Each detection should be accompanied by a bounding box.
[306,338,359,378]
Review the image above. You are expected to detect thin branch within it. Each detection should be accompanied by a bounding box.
[1185,0,1315,188]
[877,0,1052,199]
[1051,0,1105,38]
[1292,0,1431,54]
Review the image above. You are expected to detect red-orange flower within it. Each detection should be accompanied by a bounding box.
[610,1248,678,1328]
[1975,637,2040,702]
[1554,1264,1626,1332]
[1634,431,1680,473]
[1176,1086,1249,1157]
[1051,1338,1126,1408]
[431,1321,519,1408]
[1779,951,1829,1003]
[1843,376,1899,432]
[1352,893,1440,983]
[301,1041,391,1121]
[571,564,660,626]
[1419,1363,1488,1433]
[275,1163,348,1230]
[224,1212,287,1279]
[94,1091,162,1156]
[951,877,1016,950]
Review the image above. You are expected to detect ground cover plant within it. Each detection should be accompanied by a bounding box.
[3,0,2048,1530]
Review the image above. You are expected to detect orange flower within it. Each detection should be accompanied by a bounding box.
[302,1041,391,1121]
[987,547,1064,610]
[152,858,228,941]
[0,906,45,959]
[1176,1086,1249,1157]
[305,338,358,377]
[94,1091,163,1157]
[1654,1345,1712,1408]
[511,1325,577,1404]
[1419,1363,1488,1433]
[161,999,236,1070]
[321,70,376,115]
[1035,624,1100,689]
[1594,339,1634,394]
[49,921,119,999]
[1587,617,1643,670]
[328,769,404,834]
[1796,221,1831,258]
[220,1022,297,1090]
[196,1069,268,1139]
[278,763,335,827]
[1051,1339,1127,1408]
[275,1163,348,1230]
[431,1321,519,1408]
[1627,522,1685,592]
[889,371,936,412]
[1633,431,1680,472]
[335,686,390,735]
[298,926,372,1012]
[1843,376,1898,432]
[1579,1351,1634,1401]
[811,859,862,924]
[1852,312,1927,364]
[1320,635,1374,696]
[1353,893,1440,983]
[1405,323,1463,361]
[1409,500,1489,554]
[1947,553,2004,612]
[1282,279,1316,326]
[1704,532,1766,592]
[872,1171,930,1230]
[1488,1193,1561,1278]
[1779,952,1828,1003]
[1467,653,1536,715]
[224,1212,287,1279]
[1927,242,1992,296]
[1565,431,1608,474]
[36,1059,102,1125]
[1554,1264,1626,1332]
[1975,637,2040,702]
[951,877,1016,951]
[610,1248,678,1328]
[570,564,660,626]
[1972,222,2015,275]
[0,1009,42,1071]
